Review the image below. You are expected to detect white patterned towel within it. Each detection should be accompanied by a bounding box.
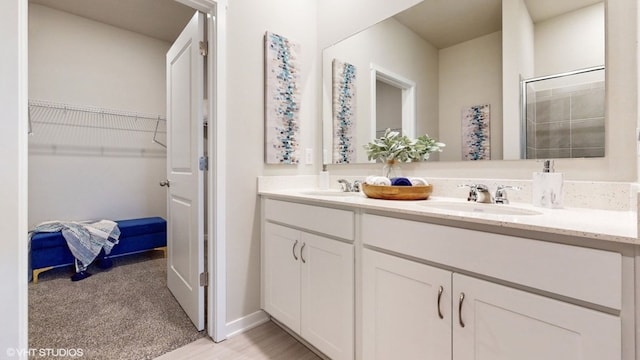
[30,220,121,268]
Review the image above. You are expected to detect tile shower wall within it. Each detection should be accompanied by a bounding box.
[526,81,605,159]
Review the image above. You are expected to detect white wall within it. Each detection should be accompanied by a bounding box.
[535,3,605,77]
[317,0,420,49]
[28,5,168,226]
[0,0,28,354]
[29,5,168,114]
[502,0,534,160]
[439,31,503,161]
[225,0,318,325]
[322,17,439,163]
[376,81,402,133]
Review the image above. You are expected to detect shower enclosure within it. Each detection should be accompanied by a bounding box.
[520,66,605,159]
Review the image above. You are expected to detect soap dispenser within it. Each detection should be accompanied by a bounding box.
[532,160,563,208]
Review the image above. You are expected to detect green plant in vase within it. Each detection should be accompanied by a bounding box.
[364,128,445,179]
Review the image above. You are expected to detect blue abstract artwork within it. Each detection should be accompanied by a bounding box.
[461,104,490,160]
[264,31,300,164]
[332,59,357,164]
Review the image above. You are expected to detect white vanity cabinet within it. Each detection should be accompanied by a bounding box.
[362,249,452,359]
[362,213,622,360]
[453,273,620,360]
[262,199,355,360]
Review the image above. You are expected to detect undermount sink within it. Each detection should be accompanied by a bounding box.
[418,201,542,216]
[300,190,362,197]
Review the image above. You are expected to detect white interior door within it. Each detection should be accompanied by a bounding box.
[166,11,205,331]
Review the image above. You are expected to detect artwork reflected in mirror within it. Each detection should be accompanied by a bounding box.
[332,59,357,164]
[462,104,491,161]
[322,0,605,164]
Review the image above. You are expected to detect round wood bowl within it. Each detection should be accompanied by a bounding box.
[362,183,433,200]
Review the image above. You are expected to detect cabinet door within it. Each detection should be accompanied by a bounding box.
[300,232,354,360]
[453,273,620,360]
[362,249,452,360]
[263,222,301,333]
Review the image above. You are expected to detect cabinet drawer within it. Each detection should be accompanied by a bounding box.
[362,214,621,310]
[264,199,355,241]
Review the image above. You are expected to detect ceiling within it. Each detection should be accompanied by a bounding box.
[29,0,195,43]
[394,0,603,49]
[525,0,602,23]
[29,0,604,48]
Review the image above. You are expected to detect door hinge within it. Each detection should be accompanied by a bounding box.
[199,41,208,56]
[199,272,208,287]
[199,156,208,171]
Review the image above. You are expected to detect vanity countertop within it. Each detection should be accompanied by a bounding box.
[259,189,638,246]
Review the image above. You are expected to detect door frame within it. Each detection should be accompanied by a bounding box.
[5,0,29,353]
[13,0,229,346]
[177,0,228,342]
[369,63,417,140]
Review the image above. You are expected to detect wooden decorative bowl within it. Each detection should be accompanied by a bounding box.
[362,183,433,200]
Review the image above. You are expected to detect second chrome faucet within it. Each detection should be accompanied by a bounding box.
[460,184,521,204]
[337,179,362,192]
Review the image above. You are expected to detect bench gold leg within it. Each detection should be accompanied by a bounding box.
[154,246,167,258]
[32,266,54,284]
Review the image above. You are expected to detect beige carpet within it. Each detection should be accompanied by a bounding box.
[29,251,206,360]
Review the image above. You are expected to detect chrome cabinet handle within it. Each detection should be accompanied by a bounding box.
[300,242,306,263]
[458,292,466,328]
[437,286,444,319]
[292,240,298,261]
[159,180,170,187]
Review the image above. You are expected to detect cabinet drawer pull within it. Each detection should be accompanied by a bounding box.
[300,242,307,263]
[437,285,444,319]
[458,292,466,328]
[292,240,299,261]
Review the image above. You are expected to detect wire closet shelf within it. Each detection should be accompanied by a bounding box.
[28,99,167,156]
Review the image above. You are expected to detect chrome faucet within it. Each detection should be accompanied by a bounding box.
[494,185,521,204]
[459,184,491,203]
[460,184,522,204]
[337,179,362,192]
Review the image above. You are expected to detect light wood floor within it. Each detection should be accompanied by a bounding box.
[155,321,322,360]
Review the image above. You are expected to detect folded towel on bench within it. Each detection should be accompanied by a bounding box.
[30,220,121,270]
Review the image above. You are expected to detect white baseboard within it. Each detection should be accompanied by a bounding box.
[225,310,270,338]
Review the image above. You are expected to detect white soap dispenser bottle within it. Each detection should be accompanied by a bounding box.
[318,165,330,190]
[532,160,563,208]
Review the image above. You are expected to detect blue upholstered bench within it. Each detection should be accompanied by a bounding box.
[30,217,167,283]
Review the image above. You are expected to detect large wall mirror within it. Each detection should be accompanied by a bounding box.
[322,0,605,165]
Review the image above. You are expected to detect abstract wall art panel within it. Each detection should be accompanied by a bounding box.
[461,104,491,160]
[332,59,357,164]
[264,31,301,164]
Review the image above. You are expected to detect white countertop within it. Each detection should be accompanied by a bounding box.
[259,189,638,245]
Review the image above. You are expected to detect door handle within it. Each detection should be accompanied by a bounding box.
[292,240,299,261]
[159,180,171,187]
[300,242,306,263]
[458,292,466,328]
[437,285,444,319]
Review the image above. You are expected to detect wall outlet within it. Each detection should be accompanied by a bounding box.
[305,148,313,164]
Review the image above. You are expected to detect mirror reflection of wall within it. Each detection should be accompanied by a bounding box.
[323,13,438,163]
[375,80,402,137]
[520,2,605,159]
[322,0,606,165]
